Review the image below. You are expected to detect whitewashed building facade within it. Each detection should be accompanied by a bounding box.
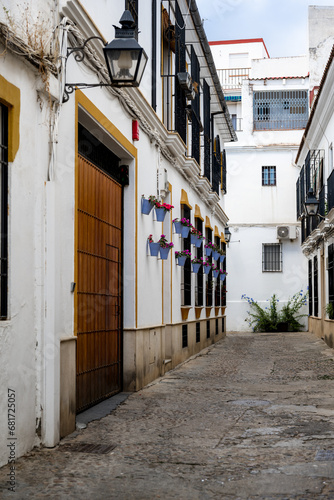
[0,0,235,465]
[210,38,309,331]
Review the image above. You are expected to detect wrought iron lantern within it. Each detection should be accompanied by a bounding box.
[224,226,231,243]
[63,10,147,102]
[103,10,148,87]
[304,189,319,216]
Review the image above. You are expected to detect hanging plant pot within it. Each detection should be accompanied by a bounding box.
[176,255,187,266]
[192,263,202,273]
[205,247,212,257]
[181,225,190,238]
[191,235,203,248]
[159,246,171,260]
[220,273,226,281]
[173,221,182,234]
[149,242,160,257]
[141,198,154,215]
[203,265,211,275]
[212,250,220,261]
[213,269,219,279]
[220,255,225,264]
[155,207,167,222]
[195,238,203,248]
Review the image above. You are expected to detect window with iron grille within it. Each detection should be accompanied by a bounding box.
[191,46,200,165]
[181,205,191,306]
[196,322,200,343]
[221,243,226,307]
[195,218,203,306]
[125,0,138,40]
[203,79,211,182]
[174,1,187,144]
[308,259,313,317]
[0,103,8,319]
[212,136,221,195]
[262,243,282,272]
[329,244,334,313]
[206,320,210,339]
[314,255,318,317]
[206,228,213,306]
[215,236,221,306]
[182,324,188,348]
[262,166,276,186]
[253,90,308,130]
[222,149,227,194]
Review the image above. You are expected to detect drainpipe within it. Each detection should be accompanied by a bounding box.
[151,0,157,111]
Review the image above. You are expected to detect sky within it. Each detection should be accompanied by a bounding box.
[195,0,334,58]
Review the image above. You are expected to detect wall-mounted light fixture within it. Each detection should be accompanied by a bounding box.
[304,189,320,216]
[63,10,148,103]
[224,226,231,243]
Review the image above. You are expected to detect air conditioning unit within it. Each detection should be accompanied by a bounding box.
[177,72,195,100]
[276,225,297,240]
[157,167,168,198]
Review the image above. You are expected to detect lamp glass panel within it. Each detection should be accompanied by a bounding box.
[106,49,141,82]
[135,50,148,84]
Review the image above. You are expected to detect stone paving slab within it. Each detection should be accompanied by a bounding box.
[2,332,334,498]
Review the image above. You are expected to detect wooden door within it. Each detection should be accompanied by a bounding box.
[76,154,122,413]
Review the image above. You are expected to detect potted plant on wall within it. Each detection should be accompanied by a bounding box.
[203,259,212,275]
[173,217,191,237]
[212,265,220,279]
[158,234,174,259]
[155,201,174,222]
[191,256,203,273]
[212,244,221,261]
[204,240,214,257]
[219,269,227,281]
[218,248,226,263]
[175,249,191,266]
[148,234,160,256]
[141,194,157,215]
[190,227,204,248]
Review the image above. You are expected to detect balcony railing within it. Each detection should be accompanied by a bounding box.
[216,67,250,89]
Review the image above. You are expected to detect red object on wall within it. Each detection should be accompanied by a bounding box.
[132,120,139,141]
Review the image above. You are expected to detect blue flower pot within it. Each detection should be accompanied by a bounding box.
[220,273,226,281]
[141,198,153,215]
[192,263,201,273]
[195,238,203,248]
[203,265,211,275]
[213,270,219,279]
[205,247,212,257]
[174,221,182,234]
[159,246,171,260]
[181,225,190,238]
[191,234,203,247]
[220,255,225,264]
[176,255,187,266]
[155,207,166,222]
[149,242,160,257]
[212,250,220,261]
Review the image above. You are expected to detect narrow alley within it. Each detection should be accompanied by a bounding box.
[2,331,334,499]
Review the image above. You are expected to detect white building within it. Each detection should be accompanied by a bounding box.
[296,7,334,348]
[210,38,308,331]
[0,0,236,466]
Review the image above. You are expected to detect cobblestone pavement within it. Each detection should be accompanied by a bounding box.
[3,332,334,499]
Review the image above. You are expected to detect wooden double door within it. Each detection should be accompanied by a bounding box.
[76,154,122,412]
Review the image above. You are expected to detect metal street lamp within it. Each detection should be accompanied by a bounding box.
[63,10,148,102]
[104,10,148,87]
[224,226,231,243]
[304,189,319,216]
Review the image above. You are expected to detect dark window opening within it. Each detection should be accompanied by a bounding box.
[175,1,186,144]
[181,205,191,306]
[222,317,225,333]
[215,236,221,307]
[0,103,8,319]
[262,166,276,186]
[206,228,213,306]
[308,259,313,317]
[206,320,210,339]
[196,322,200,343]
[212,136,221,195]
[314,255,318,318]
[221,246,226,307]
[191,46,200,165]
[195,218,203,306]
[182,324,188,348]
[263,243,282,272]
[78,124,121,182]
[203,79,211,182]
[215,318,218,336]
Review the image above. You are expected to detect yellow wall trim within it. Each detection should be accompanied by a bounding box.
[0,75,20,162]
[205,216,213,230]
[221,232,226,244]
[194,204,204,221]
[180,189,192,209]
[214,225,220,238]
